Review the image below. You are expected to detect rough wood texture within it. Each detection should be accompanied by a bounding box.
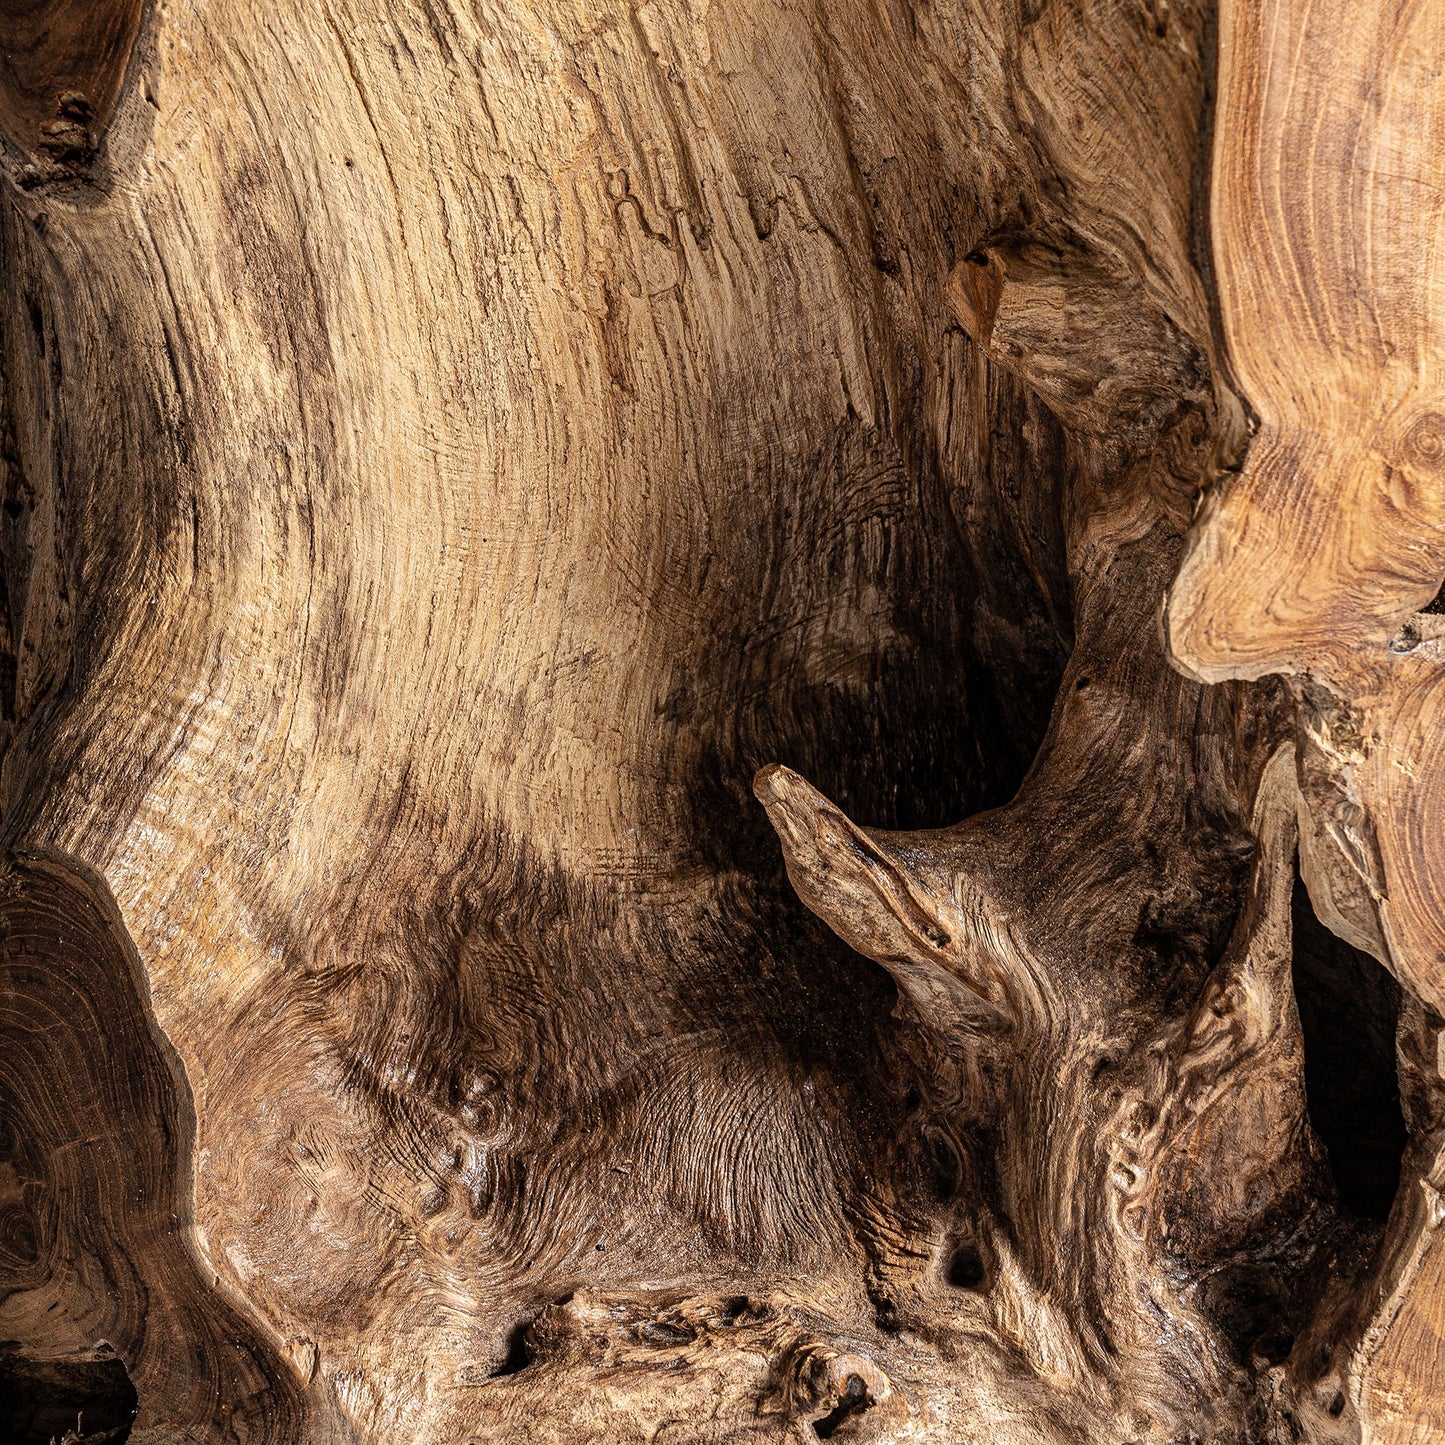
[1165,0,1445,1437]
[0,0,1439,1441]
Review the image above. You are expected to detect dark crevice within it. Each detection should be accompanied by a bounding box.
[1290,874,1408,1220]
[812,1373,871,1438]
[0,1352,137,1445]
[946,1240,986,1290]
[490,1319,535,1378]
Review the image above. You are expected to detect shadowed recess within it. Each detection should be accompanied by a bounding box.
[1290,874,1407,1221]
[0,0,146,167]
[0,1352,137,1444]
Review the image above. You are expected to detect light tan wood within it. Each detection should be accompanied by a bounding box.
[1164,0,1445,1435]
[0,0,1439,1440]
[1170,0,1445,678]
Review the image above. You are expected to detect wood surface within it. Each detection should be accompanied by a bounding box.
[1165,0,1445,1436]
[0,0,1438,1440]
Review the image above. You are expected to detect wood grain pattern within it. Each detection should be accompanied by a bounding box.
[1164,0,1445,1434]
[1169,0,1445,678]
[0,0,1438,1439]
[0,0,147,181]
[0,850,334,1440]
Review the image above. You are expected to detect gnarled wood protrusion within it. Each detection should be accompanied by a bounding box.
[1,0,1438,1438]
[760,713,1344,1434]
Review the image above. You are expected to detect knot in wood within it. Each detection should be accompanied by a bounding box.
[1402,410,1445,474]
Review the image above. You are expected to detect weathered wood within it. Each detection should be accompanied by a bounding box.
[0,850,326,1441]
[0,0,1438,1440]
[0,0,146,180]
[1165,0,1445,1435]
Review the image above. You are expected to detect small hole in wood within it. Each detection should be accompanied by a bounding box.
[490,1319,534,1377]
[812,1373,871,1438]
[946,1240,986,1290]
[1252,1331,1294,1366]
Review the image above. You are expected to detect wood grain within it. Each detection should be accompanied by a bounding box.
[0,850,335,1440]
[1164,0,1445,1433]
[0,0,1437,1438]
[0,0,146,181]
